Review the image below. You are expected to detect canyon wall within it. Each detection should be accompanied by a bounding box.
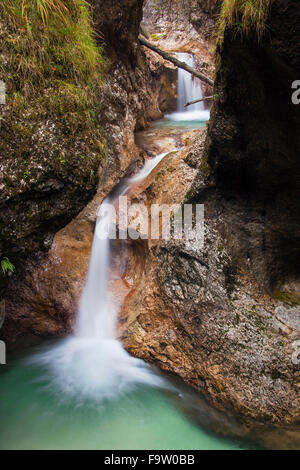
[0,1,105,297]
[204,0,300,291]
[142,0,217,95]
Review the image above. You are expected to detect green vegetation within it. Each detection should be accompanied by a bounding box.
[0,0,107,174]
[218,0,274,41]
[273,291,299,307]
[0,1,108,263]
[0,0,107,209]
[1,257,15,275]
[150,33,166,41]
[3,0,105,86]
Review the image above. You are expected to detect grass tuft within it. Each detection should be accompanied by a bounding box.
[273,291,299,307]
[0,0,108,258]
[218,0,274,42]
[2,0,106,86]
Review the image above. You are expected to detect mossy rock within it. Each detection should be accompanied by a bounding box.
[273,291,300,307]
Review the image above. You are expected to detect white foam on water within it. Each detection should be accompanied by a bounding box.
[166,110,210,122]
[128,151,169,184]
[31,337,164,403]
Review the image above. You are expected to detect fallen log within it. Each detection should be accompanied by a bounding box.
[139,36,214,87]
[184,96,214,107]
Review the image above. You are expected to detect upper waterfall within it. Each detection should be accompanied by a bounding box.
[176,52,204,113]
[166,52,210,122]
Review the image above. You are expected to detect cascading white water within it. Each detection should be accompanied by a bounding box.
[177,52,204,113]
[32,153,173,403]
[77,151,172,341]
[167,52,210,122]
[76,198,113,339]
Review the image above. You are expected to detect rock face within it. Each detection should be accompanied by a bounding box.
[143,0,220,40]
[0,0,177,297]
[205,0,300,291]
[0,4,105,296]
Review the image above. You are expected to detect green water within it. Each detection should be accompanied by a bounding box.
[0,348,248,450]
[154,117,207,129]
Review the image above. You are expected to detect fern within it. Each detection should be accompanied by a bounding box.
[1,257,15,275]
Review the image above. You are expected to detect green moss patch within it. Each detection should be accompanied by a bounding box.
[273,291,300,307]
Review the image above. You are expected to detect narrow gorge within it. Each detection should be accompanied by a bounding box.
[0,0,299,451]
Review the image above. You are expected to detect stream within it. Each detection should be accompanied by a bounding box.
[0,54,255,450]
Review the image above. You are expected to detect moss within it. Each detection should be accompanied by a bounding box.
[218,0,274,43]
[0,0,107,199]
[150,32,167,41]
[200,155,208,172]
[185,188,194,201]
[150,33,160,41]
[273,291,299,307]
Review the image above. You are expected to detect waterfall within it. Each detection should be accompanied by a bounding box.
[76,197,114,339]
[77,151,169,339]
[32,154,172,403]
[167,52,210,122]
[177,53,204,113]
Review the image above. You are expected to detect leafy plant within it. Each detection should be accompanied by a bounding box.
[1,257,15,275]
